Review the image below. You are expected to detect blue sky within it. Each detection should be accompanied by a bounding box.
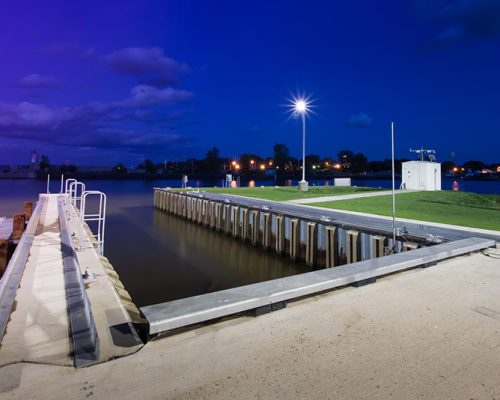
[1,0,499,165]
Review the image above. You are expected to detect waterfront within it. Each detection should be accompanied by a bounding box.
[1,178,499,306]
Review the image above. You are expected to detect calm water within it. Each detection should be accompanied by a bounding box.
[1,177,499,306]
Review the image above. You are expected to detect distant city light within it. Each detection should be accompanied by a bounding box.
[235,164,240,170]
[250,160,255,164]
[260,164,265,170]
[231,161,236,166]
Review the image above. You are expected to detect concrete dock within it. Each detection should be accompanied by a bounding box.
[0,250,499,399]
[0,194,142,367]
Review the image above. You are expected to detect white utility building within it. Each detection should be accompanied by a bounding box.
[401,161,441,191]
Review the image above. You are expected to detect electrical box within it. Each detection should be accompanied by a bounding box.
[402,161,441,191]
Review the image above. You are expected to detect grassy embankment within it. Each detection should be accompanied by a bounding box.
[200,186,381,201]
[192,186,500,231]
[312,191,500,231]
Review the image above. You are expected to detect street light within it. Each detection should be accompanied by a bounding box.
[293,97,310,192]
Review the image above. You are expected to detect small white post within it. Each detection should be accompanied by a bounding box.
[60,174,64,194]
[391,122,396,250]
[46,174,50,194]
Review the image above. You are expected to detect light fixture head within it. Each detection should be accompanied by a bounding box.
[294,98,308,114]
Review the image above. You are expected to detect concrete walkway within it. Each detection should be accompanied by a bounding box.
[1,250,500,399]
[0,194,142,367]
[286,189,405,204]
[0,195,72,366]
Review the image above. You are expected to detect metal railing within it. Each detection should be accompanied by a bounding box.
[80,191,107,256]
[69,181,86,210]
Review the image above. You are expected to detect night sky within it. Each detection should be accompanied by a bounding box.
[1,0,499,166]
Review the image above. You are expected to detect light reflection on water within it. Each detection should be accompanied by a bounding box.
[105,204,312,306]
[1,177,498,306]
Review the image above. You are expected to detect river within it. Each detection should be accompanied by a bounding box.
[1,177,499,306]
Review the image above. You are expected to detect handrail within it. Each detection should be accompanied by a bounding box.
[80,191,106,256]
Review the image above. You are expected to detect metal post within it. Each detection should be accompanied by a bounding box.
[302,112,306,183]
[391,122,396,250]
[46,174,50,194]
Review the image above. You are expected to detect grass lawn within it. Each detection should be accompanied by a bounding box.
[198,186,382,202]
[311,191,500,231]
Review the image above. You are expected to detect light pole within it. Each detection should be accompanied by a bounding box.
[294,98,309,192]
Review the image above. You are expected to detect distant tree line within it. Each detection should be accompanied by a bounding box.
[109,143,499,178]
[30,148,499,179]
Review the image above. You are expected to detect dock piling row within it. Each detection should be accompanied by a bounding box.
[153,189,421,268]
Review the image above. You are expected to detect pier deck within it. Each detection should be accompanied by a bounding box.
[0,194,142,367]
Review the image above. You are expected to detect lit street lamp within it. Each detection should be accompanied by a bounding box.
[293,98,310,192]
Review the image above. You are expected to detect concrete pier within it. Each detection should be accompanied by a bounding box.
[0,194,143,368]
[153,189,438,269]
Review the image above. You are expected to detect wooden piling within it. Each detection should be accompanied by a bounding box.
[275,216,285,255]
[0,239,8,275]
[305,223,317,266]
[12,214,26,241]
[241,208,249,240]
[224,205,231,234]
[232,206,240,237]
[325,226,338,268]
[347,230,361,264]
[263,213,272,249]
[372,235,386,258]
[289,218,300,260]
[251,211,260,245]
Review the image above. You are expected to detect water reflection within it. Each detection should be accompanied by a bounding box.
[106,204,312,307]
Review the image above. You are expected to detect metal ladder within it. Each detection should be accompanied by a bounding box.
[80,191,107,256]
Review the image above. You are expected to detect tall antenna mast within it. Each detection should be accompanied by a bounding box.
[391,122,396,250]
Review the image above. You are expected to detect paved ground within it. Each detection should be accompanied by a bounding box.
[1,250,499,400]
[285,189,400,204]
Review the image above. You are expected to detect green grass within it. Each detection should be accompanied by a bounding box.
[311,191,500,231]
[198,186,381,201]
